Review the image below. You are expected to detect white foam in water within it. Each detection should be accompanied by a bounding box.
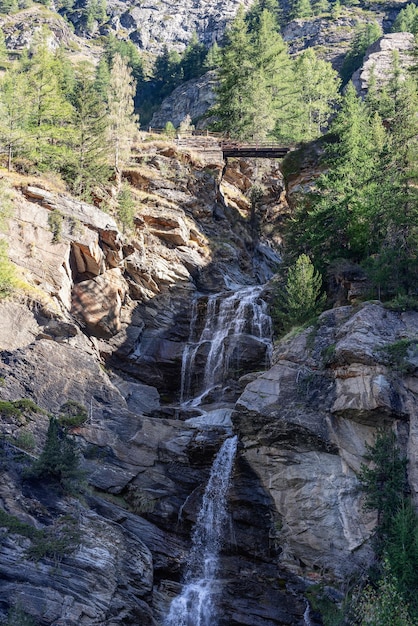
[164,436,238,626]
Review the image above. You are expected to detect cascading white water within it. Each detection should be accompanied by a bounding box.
[304,601,313,626]
[164,435,238,626]
[180,286,272,404]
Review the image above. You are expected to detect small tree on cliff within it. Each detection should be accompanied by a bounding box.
[273,254,326,333]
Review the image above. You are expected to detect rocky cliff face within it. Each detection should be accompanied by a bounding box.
[1,133,418,625]
[104,0,256,53]
[352,31,415,98]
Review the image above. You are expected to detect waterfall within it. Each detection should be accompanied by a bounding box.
[164,435,238,626]
[180,286,272,405]
[304,601,313,626]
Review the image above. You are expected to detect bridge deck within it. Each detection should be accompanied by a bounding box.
[221,145,289,158]
[146,129,290,159]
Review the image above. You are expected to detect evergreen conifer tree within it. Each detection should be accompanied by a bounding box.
[107,53,139,187]
[24,29,74,170]
[68,63,110,199]
[0,68,29,170]
[294,48,340,140]
[292,0,313,19]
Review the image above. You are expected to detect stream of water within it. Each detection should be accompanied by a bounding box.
[180,285,272,406]
[164,435,238,626]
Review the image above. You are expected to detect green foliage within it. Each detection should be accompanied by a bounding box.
[0,400,22,419]
[384,295,418,312]
[392,3,418,34]
[0,241,15,298]
[355,560,418,626]
[25,515,80,562]
[379,339,418,374]
[0,0,18,13]
[358,429,408,553]
[292,0,313,19]
[354,432,418,624]
[306,584,349,625]
[341,22,382,86]
[107,53,139,186]
[47,209,64,243]
[65,62,110,199]
[294,48,340,140]
[28,417,82,491]
[117,183,136,232]
[12,398,42,413]
[272,254,326,334]
[14,430,36,451]
[164,121,176,138]
[212,7,297,141]
[58,400,88,429]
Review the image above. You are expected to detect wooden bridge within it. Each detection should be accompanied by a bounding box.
[146,128,290,160]
[220,141,289,159]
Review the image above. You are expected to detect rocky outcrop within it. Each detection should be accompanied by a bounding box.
[105,0,255,53]
[150,72,217,129]
[352,32,415,98]
[0,5,102,64]
[233,302,418,580]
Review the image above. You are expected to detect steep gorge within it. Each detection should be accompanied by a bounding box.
[0,134,417,626]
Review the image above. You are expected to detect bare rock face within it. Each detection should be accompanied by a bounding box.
[106,0,255,53]
[282,13,388,70]
[0,6,102,64]
[150,72,217,129]
[234,302,418,580]
[352,32,415,98]
[0,457,155,626]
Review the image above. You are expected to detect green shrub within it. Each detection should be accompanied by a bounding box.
[0,241,16,298]
[116,183,136,232]
[384,295,418,312]
[379,339,418,374]
[12,399,42,413]
[58,400,88,429]
[0,508,80,563]
[6,603,37,626]
[0,400,22,419]
[47,209,64,243]
[14,430,36,451]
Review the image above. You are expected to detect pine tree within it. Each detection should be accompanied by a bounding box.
[107,53,139,187]
[23,29,74,170]
[181,32,207,81]
[29,417,81,490]
[94,54,111,102]
[67,63,110,199]
[211,7,254,138]
[392,3,418,34]
[212,8,298,141]
[0,68,29,170]
[292,0,313,19]
[294,48,340,140]
[370,72,418,296]
[286,83,382,271]
[341,21,382,85]
[273,254,326,332]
